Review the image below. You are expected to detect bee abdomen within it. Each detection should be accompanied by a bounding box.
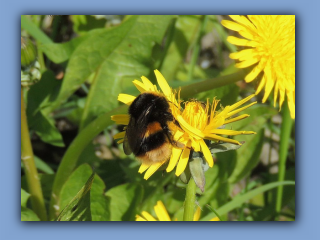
[137,131,167,155]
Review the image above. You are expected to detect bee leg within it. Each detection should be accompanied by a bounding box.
[162,126,185,149]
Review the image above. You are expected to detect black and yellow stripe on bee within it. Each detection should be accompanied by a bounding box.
[136,122,172,164]
[124,92,174,164]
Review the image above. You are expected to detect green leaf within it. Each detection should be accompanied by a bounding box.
[106,183,143,221]
[26,71,61,114]
[166,187,185,221]
[231,104,277,132]
[21,15,53,44]
[49,105,126,219]
[21,189,30,207]
[57,167,95,221]
[253,168,295,221]
[40,30,104,63]
[149,17,177,73]
[195,83,239,108]
[21,174,55,203]
[52,15,174,130]
[21,207,40,221]
[160,15,203,80]
[95,159,128,191]
[58,164,110,221]
[71,15,108,35]
[209,142,242,154]
[34,155,54,174]
[201,181,295,221]
[189,157,206,192]
[29,111,65,147]
[198,151,236,214]
[228,105,276,183]
[59,165,92,214]
[90,174,110,221]
[26,71,64,147]
[228,130,264,183]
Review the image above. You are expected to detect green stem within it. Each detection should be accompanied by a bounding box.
[21,88,47,221]
[180,69,246,99]
[183,177,197,221]
[275,102,293,219]
[187,15,209,81]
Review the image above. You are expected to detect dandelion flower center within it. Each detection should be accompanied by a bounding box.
[182,101,208,131]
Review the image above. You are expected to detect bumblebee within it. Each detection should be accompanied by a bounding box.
[123,92,180,164]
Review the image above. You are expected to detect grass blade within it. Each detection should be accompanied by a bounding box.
[201,180,295,221]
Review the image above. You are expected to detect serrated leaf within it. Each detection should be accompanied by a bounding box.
[57,167,94,221]
[21,207,40,221]
[40,29,105,63]
[106,183,143,221]
[21,189,30,207]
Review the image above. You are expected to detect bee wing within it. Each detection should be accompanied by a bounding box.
[123,134,133,155]
[123,120,133,155]
[123,104,154,155]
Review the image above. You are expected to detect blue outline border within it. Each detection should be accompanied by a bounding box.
[3,0,318,239]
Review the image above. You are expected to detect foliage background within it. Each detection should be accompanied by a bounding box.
[21,15,295,221]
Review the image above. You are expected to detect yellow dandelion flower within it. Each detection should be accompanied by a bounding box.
[112,70,257,180]
[136,201,220,221]
[221,15,295,119]
[163,94,257,177]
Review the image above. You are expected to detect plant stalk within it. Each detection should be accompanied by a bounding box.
[275,101,293,219]
[183,177,197,221]
[21,88,47,221]
[180,70,246,99]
